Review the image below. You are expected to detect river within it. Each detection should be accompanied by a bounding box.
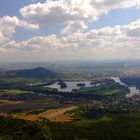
[45,81,92,92]
[111,77,140,97]
[46,77,140,97]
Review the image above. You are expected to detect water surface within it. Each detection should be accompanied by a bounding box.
[46,81,93,92]
[111,77,139,97]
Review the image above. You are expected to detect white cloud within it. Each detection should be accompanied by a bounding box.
[3,35,61,52]
[1,0,140,61]
[0,9,140,60]
[123,19,140,37]
[61,21,88,34]
[0,16,39,43]
[2,18,140,60]
[20,0,140,25]
[0,32,4,41]
[20,0,95,24]
[91,0,140,12]
[19,0,140,35]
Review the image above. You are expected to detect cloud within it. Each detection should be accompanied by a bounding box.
[0,32,4,41]
[2,18,140,61]
[123,19,140,37]
[0,16,39,43]
[20,0,140,25]
[20,0,95,24]
[19,0,140,36]
[61,21,88,34]
[3,35,61,52]
[1,0,140,62]
[91,0,140,12]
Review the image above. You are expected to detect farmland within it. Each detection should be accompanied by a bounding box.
[0,89,30,95]
[19,105,77,122]
[0,65,140,139]
[0,97,63,113]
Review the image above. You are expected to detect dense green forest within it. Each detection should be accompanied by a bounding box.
[0,117,52,140]
[0,111,140,140]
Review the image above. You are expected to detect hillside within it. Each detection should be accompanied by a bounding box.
[0,112,140,140]
[15,67,57,78]
[4,67,57,78]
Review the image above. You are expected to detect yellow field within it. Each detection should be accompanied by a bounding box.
[20,105,77,122]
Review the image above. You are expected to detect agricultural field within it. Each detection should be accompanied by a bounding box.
[19,105,77,122]
[0,97,63,113]
[0,89,30,95]
[78,87,123,95]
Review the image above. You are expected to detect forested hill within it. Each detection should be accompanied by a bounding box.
[4,67,57,78]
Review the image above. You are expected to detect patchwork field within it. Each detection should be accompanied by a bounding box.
[0,97,62,113]
[20,105,77,122]
[0,98,77,122]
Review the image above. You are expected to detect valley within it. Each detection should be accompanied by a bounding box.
[0,63,140,140]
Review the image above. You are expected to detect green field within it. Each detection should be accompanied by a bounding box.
[0,77,42,83]
[78,86,123,95]
[96,89,122,95]
[0,77,43,90]
[0,89,30,95]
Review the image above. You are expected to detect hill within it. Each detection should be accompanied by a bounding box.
[5,67,57,78]
[15,67,57,78]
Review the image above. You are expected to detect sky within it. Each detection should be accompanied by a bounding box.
[0,0,140,62]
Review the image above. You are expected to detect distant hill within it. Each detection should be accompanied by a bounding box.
[5,67,57,78]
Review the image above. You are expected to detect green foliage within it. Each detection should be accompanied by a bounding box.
[48,112,140,140]
[0,118,52,140]
[0,77,42,89]
[0,111,140,140]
